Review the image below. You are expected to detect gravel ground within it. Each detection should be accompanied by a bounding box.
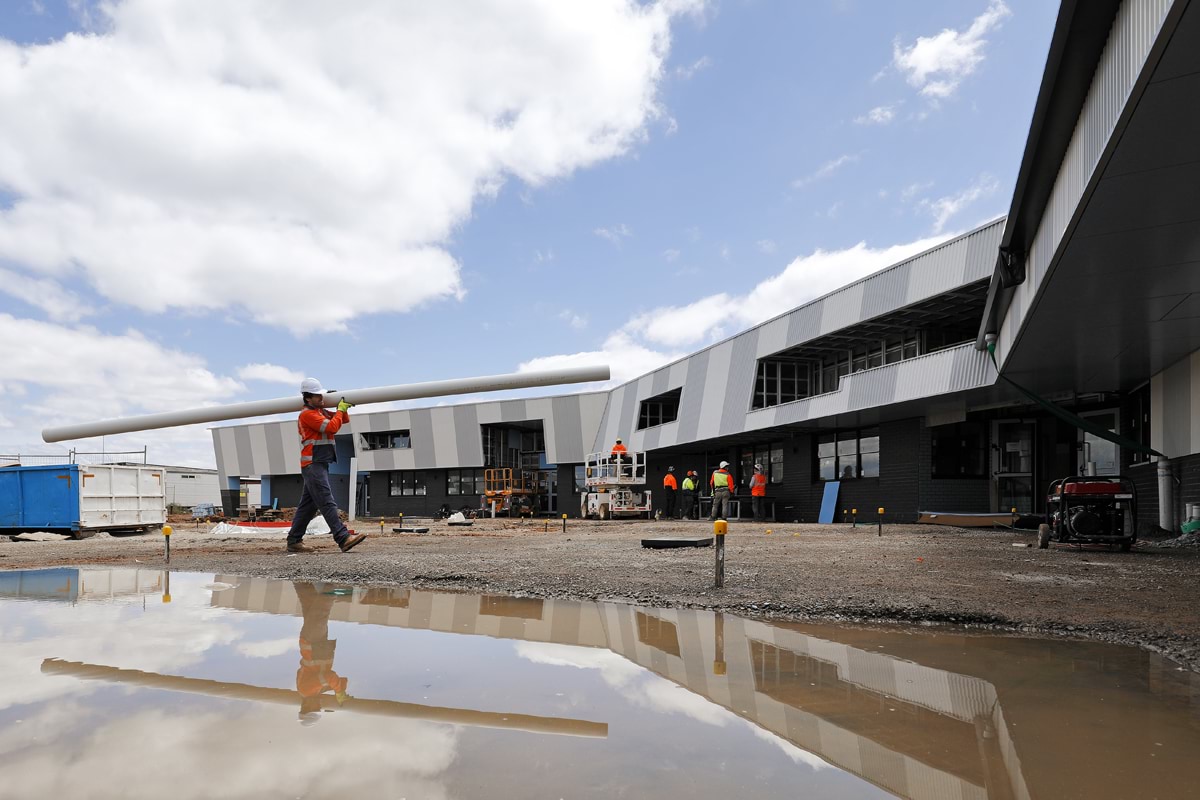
[4,518,1200,671]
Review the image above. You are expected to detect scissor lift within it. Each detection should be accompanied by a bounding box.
[580,450,652,520]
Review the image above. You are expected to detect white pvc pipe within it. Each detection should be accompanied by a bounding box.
[42,365,610,443]
[1157,456,1175,532]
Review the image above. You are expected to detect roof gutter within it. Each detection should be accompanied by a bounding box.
[976,0,1123,350]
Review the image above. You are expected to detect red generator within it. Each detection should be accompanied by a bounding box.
[1039,476,1137,551]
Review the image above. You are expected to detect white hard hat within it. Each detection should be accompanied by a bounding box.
[300,377,326,395]
[754,463,763,471]
[719,461,729,469]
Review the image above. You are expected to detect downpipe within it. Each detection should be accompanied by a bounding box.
[1157,457,1176,533]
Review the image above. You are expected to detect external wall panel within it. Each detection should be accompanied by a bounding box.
[996,0,1175,366]
[408,409,436,469]
[697,342,733,440]
[819,282,866,336]
[675,351,707,443]
[720,328,759,434]
[453,404,482,467]
[550,396,583,464]
[429,407,457,467]
[861,262,912,320]
[756,317,789,358]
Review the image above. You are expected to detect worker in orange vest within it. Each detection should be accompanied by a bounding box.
[662,466,678,519]
[750,463,768,522]
[294,581,349,725]
[709,461,735,521]
[285,377,367,554]
[610,438,628,477]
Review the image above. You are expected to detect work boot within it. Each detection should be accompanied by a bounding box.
[338,532,367,553]
[286,540,316,554]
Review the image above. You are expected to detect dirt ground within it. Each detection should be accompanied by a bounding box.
[4,518,1200,671]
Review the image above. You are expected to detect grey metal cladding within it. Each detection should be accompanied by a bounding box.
[720,327,759,435]
[651,367,669,397]
[453,403,482,466]
[948,346,991,392]
[618,381,639,438]
[964,220,1003,280]
[847,365,899,410]
[211,430,229,479]
[642,423,662,450]
[784,305,821,348]
[596,385,621,452]
[232,427,255,474]
[675,349,708,441]
[499,399,528,422]
[860,261,911,320]
[265,423,288,475]
[550,396,584,463]
[408,408,436,469]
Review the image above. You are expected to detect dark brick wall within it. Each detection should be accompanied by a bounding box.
[363,467,585,518]
[1128,462,1160,533]
[917,418,991,516]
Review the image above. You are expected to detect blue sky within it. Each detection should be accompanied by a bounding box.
[0,0,1057,466]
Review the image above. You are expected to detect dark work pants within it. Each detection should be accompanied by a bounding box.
[287,462,350,544]
[680,494,695,520]
[663,488,677,518]
[752,496,765,521]
[709,488,731,520]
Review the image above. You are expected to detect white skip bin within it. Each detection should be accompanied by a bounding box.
[78,465,167,531]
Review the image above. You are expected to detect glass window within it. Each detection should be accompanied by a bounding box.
[447,471,461,495]
[819,456,836,481]
[860,451,880,478]
[574,466,587,493]
[770,446,784,484]
[817,429,880,481]
[389,471,426,496]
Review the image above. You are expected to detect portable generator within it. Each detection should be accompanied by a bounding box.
[1039,476,1137,551]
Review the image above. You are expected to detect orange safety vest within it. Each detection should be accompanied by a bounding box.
[297,636,346,698]
[751,473,767,497]
[663,473,677,490]
[611,443,627,456]
[710,469,733,491]
[298,407,347,467]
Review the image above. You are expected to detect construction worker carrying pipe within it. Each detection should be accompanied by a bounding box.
[709,461,735,521]
[285,378,367,554]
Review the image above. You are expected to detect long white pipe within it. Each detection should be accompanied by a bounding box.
[42,365,610,443]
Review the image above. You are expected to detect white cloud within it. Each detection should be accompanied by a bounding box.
[756,239,777,255]
[594,223,633,246]
[558,309,588,330]
[673,55,712,80]
[854,104,897,125]
[235,637,297,659]
[901,180,934,202]
[236,363,305,385]
[792,154,859,188]
[521,232,954,375]
[919,174,999,232]
[0,267,94,321]
[0,0,702,335]
[662,248,681,262]
[893,0,1011,99]
[0,313,249,465]
[534,248,555,264]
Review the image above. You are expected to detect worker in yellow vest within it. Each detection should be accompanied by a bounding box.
[709,461,735,521]
[681,470,698,519]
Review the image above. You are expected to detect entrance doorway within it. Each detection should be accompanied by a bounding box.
[1078,409,1120,476]
[543,471,557,514]
[992,420,1035,514]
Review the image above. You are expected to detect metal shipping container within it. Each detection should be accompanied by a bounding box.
[0,464,166,534]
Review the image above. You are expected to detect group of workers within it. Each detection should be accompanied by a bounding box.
[658,457,769,523]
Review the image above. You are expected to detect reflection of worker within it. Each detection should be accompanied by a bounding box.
[841,465,855,480]
[286,377,367,554]
[662,467,678,519]
[709,461,735,521]
[294,581,349,725]
[681,470,698,520]
[750,464,768,522]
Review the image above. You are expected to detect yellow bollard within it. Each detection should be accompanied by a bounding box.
[562,513,568,533]
[162,525,172,563]
[162,571,172,604]
[851,508,858,528]
[877,507,885,537]
[713,519,727,588]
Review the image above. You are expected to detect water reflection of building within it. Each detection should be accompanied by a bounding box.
[0,567,164,603]
[210,579,1028,800]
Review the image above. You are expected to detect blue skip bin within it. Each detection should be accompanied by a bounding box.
[0,464,166,536]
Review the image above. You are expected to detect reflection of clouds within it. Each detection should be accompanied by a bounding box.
[515,642,730,727]
[747,724,831,772]
[1,703,458,800]
[0,575,244,712]
[235,638,295,659]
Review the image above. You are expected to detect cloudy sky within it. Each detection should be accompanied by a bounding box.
[0,0,1056,466]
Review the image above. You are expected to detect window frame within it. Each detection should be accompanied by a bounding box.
[815,428,880,481]
[388,470,427,497]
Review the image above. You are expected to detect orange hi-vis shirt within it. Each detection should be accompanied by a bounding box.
[751,473,768,497]
[663,473,678,490]
[611,442,628,456]
[298,407,348,467]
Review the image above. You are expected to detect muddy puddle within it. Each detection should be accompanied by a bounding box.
[1,567,1198,799]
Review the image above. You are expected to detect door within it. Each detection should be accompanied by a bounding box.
[544,471,557,514]
[1078,409,1120,476]
[992,420,1035,514]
